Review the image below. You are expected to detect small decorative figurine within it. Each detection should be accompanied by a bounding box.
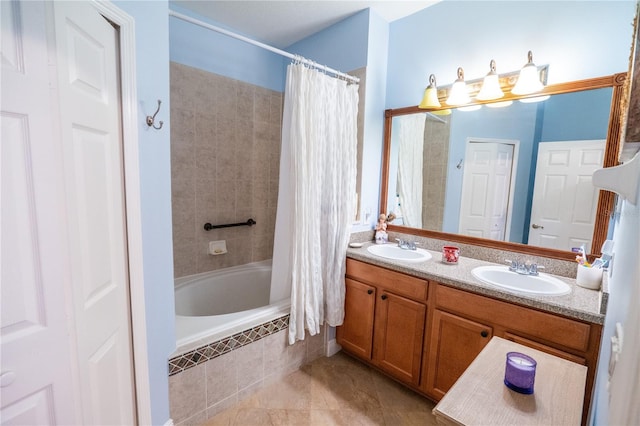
[375,214,388,244]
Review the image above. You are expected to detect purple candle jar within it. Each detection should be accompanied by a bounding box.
[504,352,537,394]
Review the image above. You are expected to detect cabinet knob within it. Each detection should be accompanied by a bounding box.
[481,330,489,338]
[367,289,373,295]
[381,294,388,300]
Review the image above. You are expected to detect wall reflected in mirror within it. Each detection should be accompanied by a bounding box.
[386,88,613,253]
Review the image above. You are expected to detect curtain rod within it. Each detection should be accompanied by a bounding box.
[169,10,360,84]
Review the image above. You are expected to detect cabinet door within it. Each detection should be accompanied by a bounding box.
[373,291,427,385]
[425,310,492,399]
[336,278,376,360]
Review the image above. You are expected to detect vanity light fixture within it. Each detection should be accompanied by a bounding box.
[419,74,442,109]
[446,67,471,106]
[512,51,544,95]
[477,60,505,100]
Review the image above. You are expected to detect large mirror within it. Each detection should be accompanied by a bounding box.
[381,74,626,261]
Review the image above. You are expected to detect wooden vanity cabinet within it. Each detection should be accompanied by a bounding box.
[340,259,601,424]
[337,259,428,385]
[425,284,602,425]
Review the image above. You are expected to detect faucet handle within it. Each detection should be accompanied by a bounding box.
[505,259,517,271]
[529,263,545,275]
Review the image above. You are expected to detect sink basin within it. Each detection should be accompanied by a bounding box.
[471,265,571,296]
[367,244,432,263]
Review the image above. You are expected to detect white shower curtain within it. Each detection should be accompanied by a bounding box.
[271,63,359,345]
[397,114,425,228]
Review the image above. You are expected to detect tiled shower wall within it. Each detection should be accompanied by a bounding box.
[422,115,451,231]
[170,62,282,278]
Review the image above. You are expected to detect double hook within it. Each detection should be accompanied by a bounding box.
[146,99,164,130]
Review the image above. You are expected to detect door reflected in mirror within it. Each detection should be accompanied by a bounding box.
[386,87,613,253]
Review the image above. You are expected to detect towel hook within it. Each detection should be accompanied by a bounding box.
[146,99,164,130]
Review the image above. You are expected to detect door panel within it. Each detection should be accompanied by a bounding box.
[425,310,492,399]
[336,278,376,360]
[529,140,605,252]
[373,291,426,385]
[53,2,136,424]
[2,2,136,424]
[1,2,77,423]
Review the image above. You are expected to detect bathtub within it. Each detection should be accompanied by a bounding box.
[174,260,291,353]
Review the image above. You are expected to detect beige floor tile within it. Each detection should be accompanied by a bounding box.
[202,352,437,425]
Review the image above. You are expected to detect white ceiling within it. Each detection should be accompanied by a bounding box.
[173,1,440,48]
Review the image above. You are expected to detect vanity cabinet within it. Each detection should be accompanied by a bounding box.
[337,259,428,385]
[340,258,602,425]
[424,284,601,425]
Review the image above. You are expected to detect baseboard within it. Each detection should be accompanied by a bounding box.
[163,419,174,426]
[326,338,342,357]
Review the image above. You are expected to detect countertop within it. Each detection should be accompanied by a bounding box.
[432,336,587,425]
[346,242,606,324]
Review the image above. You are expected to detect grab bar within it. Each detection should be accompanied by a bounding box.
[203,218,256,231]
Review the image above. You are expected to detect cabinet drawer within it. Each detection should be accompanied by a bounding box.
[434,285,591,352]
[503,332,586,365]
[346,259,428,301]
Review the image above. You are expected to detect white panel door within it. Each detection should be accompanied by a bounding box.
[52,2,136,424]
[459,141,515,241]
[528,140,605,252]
[1,2,77,423]
[1,1,136,424]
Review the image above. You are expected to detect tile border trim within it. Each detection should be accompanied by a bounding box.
[168,314,289,376]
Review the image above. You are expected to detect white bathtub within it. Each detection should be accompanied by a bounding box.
[174,260,291,353]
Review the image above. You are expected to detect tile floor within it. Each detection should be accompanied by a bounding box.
[202,351,438,425]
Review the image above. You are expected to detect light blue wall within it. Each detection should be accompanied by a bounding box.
[169,4,286,92]
[362,10,390,225]
[113,1,174,424]
[540,88,612,141]
[286,9,369,73]
[594,178,640,425]
[386,1,636,109]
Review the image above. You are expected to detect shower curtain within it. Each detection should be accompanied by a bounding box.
[271,62,358,345]
[397,114,425,228]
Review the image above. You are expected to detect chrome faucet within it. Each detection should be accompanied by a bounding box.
[396,238,419,250]
[505,259,545,276]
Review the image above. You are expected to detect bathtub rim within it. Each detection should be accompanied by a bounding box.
[174,259,272,290]
[173,260,291,357]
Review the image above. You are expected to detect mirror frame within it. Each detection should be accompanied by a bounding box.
[380,73,627,261]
